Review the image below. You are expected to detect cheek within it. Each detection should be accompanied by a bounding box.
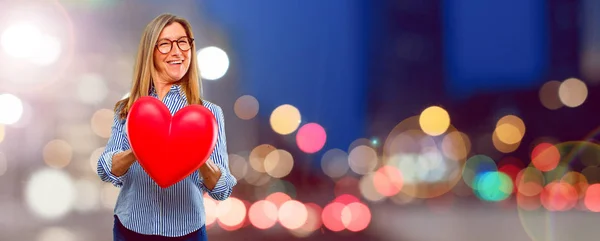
[185,53,192,68]
[153,52,165,69]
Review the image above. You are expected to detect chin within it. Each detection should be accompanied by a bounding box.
[168,73,186,82]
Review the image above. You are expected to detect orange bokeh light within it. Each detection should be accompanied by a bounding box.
[531,143,560,172]
[373,165,403,197]
[584,184,600,212]
[540,181,578,211]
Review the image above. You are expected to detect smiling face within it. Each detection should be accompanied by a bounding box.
[152,22,192,84]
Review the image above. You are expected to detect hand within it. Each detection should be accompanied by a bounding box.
[199,159,222,190]
[111,150,137,177]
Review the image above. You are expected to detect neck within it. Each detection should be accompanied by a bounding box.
[152,80,173,101]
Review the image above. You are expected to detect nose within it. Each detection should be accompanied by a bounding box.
[170,42,183,56]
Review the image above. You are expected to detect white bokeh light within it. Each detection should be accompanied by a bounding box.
[197,46,230,80]
[76,73,108,105]
[1,22,43,59]
[73,179,100,212]
[37,227,76,241]
[0,93,24,125]
[25,168,76,220]
[29,35,62,66]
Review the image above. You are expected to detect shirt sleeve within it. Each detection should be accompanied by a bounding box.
[97,108,129,188]
[200,105,237,200]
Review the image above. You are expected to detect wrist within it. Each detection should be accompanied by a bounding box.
[124,150,136,162]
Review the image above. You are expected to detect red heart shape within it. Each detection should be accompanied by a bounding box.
[126,96,218,188]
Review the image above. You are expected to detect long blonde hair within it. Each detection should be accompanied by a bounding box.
[115,13,202,120]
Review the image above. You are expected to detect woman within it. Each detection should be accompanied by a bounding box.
[97,13,237,241]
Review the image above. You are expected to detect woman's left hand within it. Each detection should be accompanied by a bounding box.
[198,159,222,190]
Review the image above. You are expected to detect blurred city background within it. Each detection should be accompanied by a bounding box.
[0,0,599,240]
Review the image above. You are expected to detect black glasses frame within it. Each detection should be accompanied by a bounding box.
[155,37,194,54]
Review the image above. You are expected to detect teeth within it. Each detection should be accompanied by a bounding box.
[167,61,182,64]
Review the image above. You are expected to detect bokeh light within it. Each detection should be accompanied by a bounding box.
[228,154,248,181]
[204,196,217,226]
[558,77,588,108]
[348,145,378,175]
[1,22,43,59]
[263,149,294,178]
[217,197,247,229]
[359,172,386,202]
[463,155,498,189]
[584,183,600,212]
[36,227,76,241]
[383,116,466,199]
[321,148,350,179]
[539,80,563,110]
[341,202,371,232]
[270,104,301,135]
[441,131,471,161]
[30,35,62,66]
[249,144,276,173]
[373,165,404,197]
[248,200,278,230]
[296,123,327,154]
[0,93,24,125]
[322,202,346,232]
[89,147,104,174]
[290,203,322,237]
[234,95,259,120]
[473,171,513,202]
[334,176,361,198]
[530,142,560,172]
[197,46,230,80]
[25,168,76,220]
[278,200,308,230]
[419,106,450,136]
[73,179,100,212]
[516,167,545,197]
[42,139,73,169]
[495,115,525,145]
[540,181,578,211]
[91,109,114,138]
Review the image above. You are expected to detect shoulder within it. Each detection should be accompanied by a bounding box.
[201,99,223,115]
[113,99,128,124]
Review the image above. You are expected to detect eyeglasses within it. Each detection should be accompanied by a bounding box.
[155,36,194,54]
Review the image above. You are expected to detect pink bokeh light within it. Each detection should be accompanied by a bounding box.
[296,123,327,154]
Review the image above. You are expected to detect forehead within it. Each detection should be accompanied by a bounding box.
[158,22,187,40]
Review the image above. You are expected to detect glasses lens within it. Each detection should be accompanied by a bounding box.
[177,37,191,51]
[157,40,172,53]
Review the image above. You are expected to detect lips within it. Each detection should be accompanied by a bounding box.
[167,60,183,65]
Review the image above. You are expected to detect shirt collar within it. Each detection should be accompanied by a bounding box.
[149,83,184,98]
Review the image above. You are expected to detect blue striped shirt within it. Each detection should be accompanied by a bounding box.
[97,84,237,237]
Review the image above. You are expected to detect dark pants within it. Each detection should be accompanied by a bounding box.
[113,215,208,241]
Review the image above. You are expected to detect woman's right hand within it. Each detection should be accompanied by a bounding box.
[111,150,137,177]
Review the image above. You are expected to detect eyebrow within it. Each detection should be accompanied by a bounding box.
[157,36,188,41]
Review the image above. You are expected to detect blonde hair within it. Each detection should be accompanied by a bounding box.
[115,13,202,119]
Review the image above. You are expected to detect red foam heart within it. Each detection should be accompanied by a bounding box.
[126,96,218,188]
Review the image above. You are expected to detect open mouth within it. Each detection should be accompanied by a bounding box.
[167,60,183,65]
